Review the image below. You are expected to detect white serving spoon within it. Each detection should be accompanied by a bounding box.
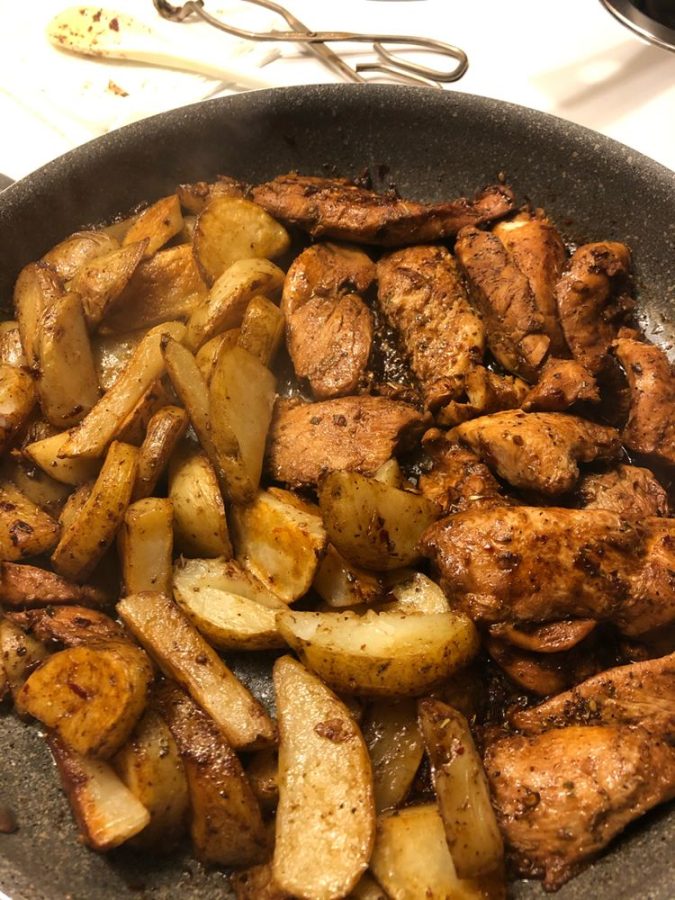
[47,6,275,90]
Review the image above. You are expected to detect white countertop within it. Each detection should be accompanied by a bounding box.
[0,0,673,181]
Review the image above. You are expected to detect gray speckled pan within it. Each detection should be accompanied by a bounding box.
[0,84,673,900]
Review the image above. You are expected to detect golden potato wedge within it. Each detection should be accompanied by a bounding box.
[3,454,71,514]
[132,405,188,500]
[194,329,239,384]
[119,498,173,595]
[350,873,388,900]
[0,617,48,701]
[154,680,268,866]
[278,608,479,697]
[273,655,375,900]
[318,472,440,571]
[122,194,183,257]
[384,570,450,615]
[193,195,290,286]
[117,591,276,750]
[69,240,147,328]
[92,328,148,391]
[373,458,404,489]
[115,378,174,447]
[49,734,150,851]
[113,707,189,849]
[168,444,232,558]
[42,230,119,281]
[103,243,207,333]
[231,864,291,900]
[7,605,124,647]
[176,176,246,214]
[418,699,504,879]
[58,481,93,531]
[173,556,286,650]
[0,364,36,454]
[313,543,383,609]
[35,292,99,428]
[0,320,28,367]
[0,561,109,608]
[0,480,60,560]
[238,294,285,367]
[17,639,153,757]
[13,261,65,366]
[184,257,284,351]
[363,700,425,813]
[245,748,279,812]
[59,321,185,459]
[231,488,327,603]
[24,430,102,485]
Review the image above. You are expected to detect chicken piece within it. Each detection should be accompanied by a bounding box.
[555,242,633,375]
[510,652,675,736]
[250,174,515,246]
[421,507,675,636]
[493,211,567,355]
[376,245,485,409]
[578,464,669,518]
[418,430,509,515]
[485,724,675,890]
[613,337,675,465]
[488,619,597,654]
[266,396,426,487]
[6,605,125,647]
[282,242,375,317]
[454,226,550,381]
[437,367,529,427]
[451,410,621,495]
[522,358,599,412]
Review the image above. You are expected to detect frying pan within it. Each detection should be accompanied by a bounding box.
[0,84,673,900]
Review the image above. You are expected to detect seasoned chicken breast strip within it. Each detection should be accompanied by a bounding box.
[578,464,669,518]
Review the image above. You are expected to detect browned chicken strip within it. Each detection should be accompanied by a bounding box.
[455,226,550,380]
[493,211,568,355]
[421,507,675,636]
[510,652,675,736]
[7,606,125,647]
[281,242,376,317]
[376,245,485,409]
[555,242,633,375]
[522,358,599,412]
[485,724,675,890]
[613,336,675,466]
[266,396,426,487]
[451,410,621,495]
[437,367,529,427]
[250,174,515,246]
[578,464,669,518]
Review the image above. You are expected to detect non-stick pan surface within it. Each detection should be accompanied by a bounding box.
[0,84,673,900]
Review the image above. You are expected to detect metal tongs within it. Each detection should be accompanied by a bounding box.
[153,0,468,88]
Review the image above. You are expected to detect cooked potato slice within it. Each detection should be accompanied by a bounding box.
[13,261,65,366]
[418,699,504,879]
[51,441,138,581]
[363,700,425,813]
[0,364,36,453]
[24,430,102,485]
[42,230,119,281]
[273,656,375,899]
[117,592,276,750]
[8,605,124,647]
[0,617,48,700]
[122,195,183,257]
[119,498,173,595]
[0,561,109,608]
[194,329,239,384]
[154,680,268,866]
[231,488,327,603]
[35,292,99,428]
[384,570,450,615]
[238,295,285,367]
[278,608,479,697]
[49,734,150,851]
[173,556,286,650]
[351,873,388,900]
[69,240,147,328]
[92,328,148,390]
[246,748,279,812]
[103,243,207,333]
[0,480,60,560]
[0,320,28,367]
[168,444,232,558]
[58,481,92,531]
[59,321,184,459]
[17,639,152,757]
[113,708,189,849]
[132,405,188,501]
[4,454,71,514]
[193,196,290,286]
[231,864,292,899]
[373,458,404,489]
[318,472,440,571]
[313,543,383,609]
[185,257,284,351]
[115,379,174,446]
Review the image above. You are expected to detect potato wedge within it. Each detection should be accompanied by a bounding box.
[373,458,404,489]
[0,617,48,701]
[231,488,327,603]
[92,328,148,391]
[154,680,268,866]
[122,194,183,257]
[13,261,65,366]
[363,700,425,813]
[49,734,150,851]
[17,639,153,757]
[24,430,101,485]
[384,570,450,615]
[0,561,108,608]
[0,364,36,453]
[58,481,93,531]
[42,230,119,281]
[231,864,291,900]
[0,320,28,367]
[193,195,290,286]
[273,656,375,900]
[0,480,60,560]
[59,321,184,459]
[119,498,173,595]
[318,471,440,571]
[350,873,388,900]
[51,441,139,582]
[115,379,174,446]
[238,295,285,367]
[113,707,189,849]
[246,748,279,812]
[173,556,286,650]
[132,405,189,500]
[185,257,284,351]
[313,543,383,609]
[35,292,99,427]
[418,699,504,879]
[8,605,124,647]
[278,608,479,697]
[117,591,275,750]
[194,329,239,384]
[69,240,147,328]
[4,453,71,514]
[168,444,232,558]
